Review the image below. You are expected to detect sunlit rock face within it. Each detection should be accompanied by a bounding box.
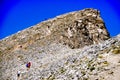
[0,8,113,80]
[59,8,110,48]
[0,8,110,50]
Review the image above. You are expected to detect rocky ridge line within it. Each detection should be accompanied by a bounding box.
[0,8,110,51]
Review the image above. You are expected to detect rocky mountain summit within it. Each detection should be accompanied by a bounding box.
[0,8,120,80]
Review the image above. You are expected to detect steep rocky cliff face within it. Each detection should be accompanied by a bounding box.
[0,8,118,80]
[0,8,110,51]
[59,9,110,48]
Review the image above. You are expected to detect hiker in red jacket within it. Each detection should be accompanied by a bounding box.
[26,62,31,69]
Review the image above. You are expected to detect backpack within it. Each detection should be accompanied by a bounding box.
[26,62,31,68]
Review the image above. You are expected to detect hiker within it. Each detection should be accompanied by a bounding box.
[26,62,31,69]
[17,71,20,78]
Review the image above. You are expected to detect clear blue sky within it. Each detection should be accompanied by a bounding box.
[0,0,120,39]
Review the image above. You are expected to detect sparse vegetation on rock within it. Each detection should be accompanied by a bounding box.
[0,8,120,80]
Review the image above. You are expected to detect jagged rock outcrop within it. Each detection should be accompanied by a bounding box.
[0,8,110,51]
[0,8,116,80]
[59,8,110,48]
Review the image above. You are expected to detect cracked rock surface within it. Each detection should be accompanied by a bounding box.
[0,8,119,80]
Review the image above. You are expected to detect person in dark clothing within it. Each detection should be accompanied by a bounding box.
[17,71,20,78]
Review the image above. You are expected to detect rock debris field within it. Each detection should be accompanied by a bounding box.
[0,8,120,80]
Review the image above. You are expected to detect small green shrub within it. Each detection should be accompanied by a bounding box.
[103,61,108,64]
[47,74,55,80]
[0,58,2,62]
[0,51,2,56]
[112,48,120,54]
[90,66,95,71]
[59,67,66,74]
[81,71,86,76]
[102,61,109,67]
[98,54,103,58]
[87,63,91,68]
[65,61,69,65]
[0,51,2,62]
[18,55,24,60]
[39,50,44,54]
